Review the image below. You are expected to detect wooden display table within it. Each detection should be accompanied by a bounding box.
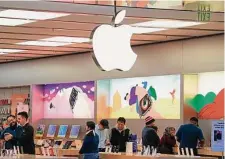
[35,147,80,156]
[198,148,223,157]
[54,149,218,159]
[173,147,223,157]
[57,148,80,157]
[100,153,218,159]
[0,154,77,158]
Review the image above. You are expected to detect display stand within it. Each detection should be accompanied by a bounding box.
[34,124,82,156]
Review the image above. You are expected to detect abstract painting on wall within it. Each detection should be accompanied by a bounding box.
[184,71,224,120]
[97,75,180,120]
[43,81,95,119]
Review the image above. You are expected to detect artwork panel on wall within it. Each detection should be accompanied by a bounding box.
[97,75,181,119]
[184,71,224,120]
[11,94,30,116]
[43,81,95,119]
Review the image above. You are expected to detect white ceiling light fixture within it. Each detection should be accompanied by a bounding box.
[17,36,90,47]
[17,41,71,47]
[0,9,70,20]
[0,49,24,54]
[41,36,90,43]
[0,18,35,26]
[131,20,204,29]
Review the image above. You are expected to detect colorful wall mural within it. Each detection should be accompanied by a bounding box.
[97,75,180,120]
[43,81,95,119]
[184,71,224,120]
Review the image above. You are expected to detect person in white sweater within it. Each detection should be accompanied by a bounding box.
[95,119,110,152]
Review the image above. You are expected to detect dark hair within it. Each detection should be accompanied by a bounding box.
[86,121,95,130]
[151,126,158,132]
[100,119,109,129]
[146,119,155,126]
[18,111,29,120]
[190,117,199,126]
[190,117,198,122]
[6,115,16,120]
[117,117,126,124]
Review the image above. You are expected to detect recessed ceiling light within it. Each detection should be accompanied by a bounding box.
[0,49,24,54]
[17,41,71,47]
[0,9,70,20]
[131,20,204,29]
[0,18,35,26]
[42,36,90,43]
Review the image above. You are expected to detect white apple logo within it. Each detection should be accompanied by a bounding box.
[91,10,137,71]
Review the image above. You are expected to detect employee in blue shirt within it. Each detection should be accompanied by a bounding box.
[176,117,204,156]
[1,115,23,149]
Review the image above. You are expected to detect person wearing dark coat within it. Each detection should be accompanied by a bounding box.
[142,116,160,149]
[110,117,130,152]
[158,127,176,154]
[79,121,99,159]
[16,112,35,154]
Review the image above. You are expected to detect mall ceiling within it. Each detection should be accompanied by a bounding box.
[0,0,224,63]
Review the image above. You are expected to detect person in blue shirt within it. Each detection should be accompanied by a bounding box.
[79,121,99,159]
[1,115,23,149]
[176,117,204,156]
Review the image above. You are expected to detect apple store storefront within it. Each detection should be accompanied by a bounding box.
[0,1,224,159]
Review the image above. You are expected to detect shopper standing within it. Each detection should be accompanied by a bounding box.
[1,115,23,149]
[95,119,110,152]
[158,127,176,154]
[142,116,160,149]
[110,117,130,152]
[79,121,99,159]
[176,117,204,156]
[17,111,35,154]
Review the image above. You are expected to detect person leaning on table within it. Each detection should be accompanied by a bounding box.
[79,121,99,159]
[176,117,204,156]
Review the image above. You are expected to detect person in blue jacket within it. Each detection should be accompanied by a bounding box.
[1,115,23,149]
[79,121,99,159]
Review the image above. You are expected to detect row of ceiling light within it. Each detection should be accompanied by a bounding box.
[0,9,204,55]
